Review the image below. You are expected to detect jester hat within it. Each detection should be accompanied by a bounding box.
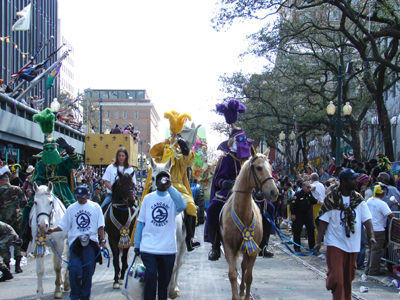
[33,108,62,164]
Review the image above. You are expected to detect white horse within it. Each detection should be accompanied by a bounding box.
[123,158,186,299]
[28,182,70,300]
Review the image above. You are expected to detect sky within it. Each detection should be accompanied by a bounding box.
[58,0,268,149]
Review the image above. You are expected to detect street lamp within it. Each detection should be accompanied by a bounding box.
[289,131,296,141]
[99,98,103,134]
[326,63,353,167]
[50,98,61,113]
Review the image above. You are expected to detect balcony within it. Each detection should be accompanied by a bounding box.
[0,93,85,155]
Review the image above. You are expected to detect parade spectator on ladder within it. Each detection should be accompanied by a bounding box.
[48,185,106,300]
[365,183,394,275]
[290,181,322,252]
[314,168,376,300]
[101,147,137,213]
[134,171,187,300]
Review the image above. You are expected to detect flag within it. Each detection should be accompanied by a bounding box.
[18,60,48,82]
[11,61,35,81]
[46,62,62,90]
[12,3,32,31]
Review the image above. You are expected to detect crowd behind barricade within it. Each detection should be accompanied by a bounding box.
[269,150,399,289]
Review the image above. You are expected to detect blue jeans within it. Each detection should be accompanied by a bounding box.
[69,243,96,300]
[140,252,175,300]
[100,193,112,209]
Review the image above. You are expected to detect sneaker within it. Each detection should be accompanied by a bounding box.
[294,248,301,253]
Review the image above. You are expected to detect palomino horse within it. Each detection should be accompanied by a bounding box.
[148,157,186,299]
[221,147,278,300]
[29,182,70,300]
[105,171,136,289]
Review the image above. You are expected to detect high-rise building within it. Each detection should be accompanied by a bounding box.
[1,0,59,103]
[58,35,76,95]
[84,89,161,155]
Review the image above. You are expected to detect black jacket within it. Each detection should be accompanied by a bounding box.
[290,189,318,216]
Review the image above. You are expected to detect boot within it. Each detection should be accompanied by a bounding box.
[20,221,32,252]
[185,215,200,252]
[0,266,13,282]
[15,257,23,273]
[208,224,220,261]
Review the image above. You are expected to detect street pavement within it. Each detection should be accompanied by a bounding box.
[1,224,399,299]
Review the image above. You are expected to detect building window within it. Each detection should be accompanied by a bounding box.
[118,91,127,98]
[137,91,145,99]
[100,91,109,99]
[134,111,139,119]
[114,111,119,119]
[110,91,118,99]
[106,110,111,119]
[123,111,127,119]
[126,91,135,99]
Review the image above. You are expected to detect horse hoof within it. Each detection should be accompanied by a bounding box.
[113,283,120,289]
[64,285,70,292]
[54,292,63,299]
[118,279,123,285]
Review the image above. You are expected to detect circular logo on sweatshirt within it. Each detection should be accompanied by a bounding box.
[151,205,168,226]
[76,212,91,229]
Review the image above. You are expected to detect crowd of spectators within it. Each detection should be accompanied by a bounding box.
[271,150,399,278]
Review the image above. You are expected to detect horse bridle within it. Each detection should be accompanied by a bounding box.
[35,195,55,225]
[235,156,274,194]
[113,177,134,206]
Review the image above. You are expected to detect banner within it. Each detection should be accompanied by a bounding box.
[12,3,31,31]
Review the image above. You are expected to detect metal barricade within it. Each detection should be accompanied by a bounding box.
[382,211,400,266]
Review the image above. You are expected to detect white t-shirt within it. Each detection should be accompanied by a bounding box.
[311,181,326,202]
[59,201,105,246]
[367,197,392,231]
[137,191,181,254]
[102,164,137,194]
[319,196,372,253]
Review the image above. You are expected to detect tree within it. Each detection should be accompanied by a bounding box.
[212,0,400,160]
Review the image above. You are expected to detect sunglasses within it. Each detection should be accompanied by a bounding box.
[305,186,311,189]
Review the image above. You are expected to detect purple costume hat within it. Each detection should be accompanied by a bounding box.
[215,99,253,156]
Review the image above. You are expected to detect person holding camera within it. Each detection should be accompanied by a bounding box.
[134,171,187,300]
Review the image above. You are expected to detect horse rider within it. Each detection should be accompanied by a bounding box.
[21,109,82,251]
[204,127,253,260]
[0,172,27,273]
[149,136,200,251]
[101,147,137,213]
[0,220,23,281]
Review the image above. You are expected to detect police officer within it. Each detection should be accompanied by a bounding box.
[290,181,322,252]
[0,173,27,273]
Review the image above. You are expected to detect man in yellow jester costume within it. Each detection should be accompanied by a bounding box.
[147,111,200,251]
